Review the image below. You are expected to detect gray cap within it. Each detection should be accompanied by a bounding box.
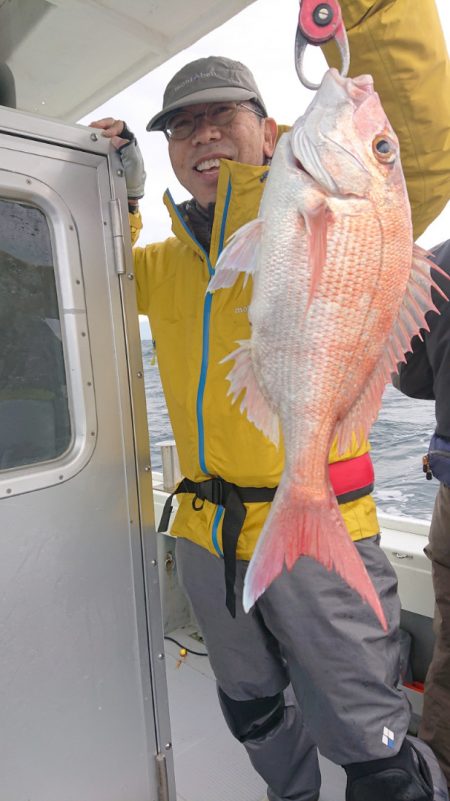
[146,55,267,132]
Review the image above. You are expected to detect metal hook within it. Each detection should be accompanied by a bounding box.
[295,0,350,90]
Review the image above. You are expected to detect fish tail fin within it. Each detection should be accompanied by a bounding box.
[243,479,387,631]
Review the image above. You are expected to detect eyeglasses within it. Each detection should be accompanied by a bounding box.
[164,101,265,140]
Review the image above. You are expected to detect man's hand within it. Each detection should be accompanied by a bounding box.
[90,117,146,202]
[90,117,129,149]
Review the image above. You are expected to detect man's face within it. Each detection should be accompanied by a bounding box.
[167,102,277,208]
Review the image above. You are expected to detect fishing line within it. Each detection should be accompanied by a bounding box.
[164,635,208,657]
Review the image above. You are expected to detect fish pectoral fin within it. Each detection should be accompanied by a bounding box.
[299,195,332,307]
[222,339,280,447]
[207,218,264,293]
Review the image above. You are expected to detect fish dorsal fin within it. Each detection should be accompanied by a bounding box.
[207,218,264,292]
[334,244,449,455]
[388,244,448,372]
[221,339,280,447]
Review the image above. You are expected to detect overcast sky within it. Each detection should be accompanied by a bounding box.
[78,0,450,338]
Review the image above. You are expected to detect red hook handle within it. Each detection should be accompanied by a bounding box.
[298,0,344,45]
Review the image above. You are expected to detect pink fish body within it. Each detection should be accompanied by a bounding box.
[208,69,445,628]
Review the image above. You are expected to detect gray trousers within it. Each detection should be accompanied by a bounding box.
[420,483,450,791]
[176,535,411,801]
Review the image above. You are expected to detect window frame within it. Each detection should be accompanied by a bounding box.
[0,171,97,498]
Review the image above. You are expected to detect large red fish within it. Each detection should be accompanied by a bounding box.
[208,68,446,628]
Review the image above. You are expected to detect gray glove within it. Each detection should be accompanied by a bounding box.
[118,124,146,200]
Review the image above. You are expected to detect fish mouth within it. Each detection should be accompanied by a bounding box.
[352,74,375,93]
[327,68,375,104]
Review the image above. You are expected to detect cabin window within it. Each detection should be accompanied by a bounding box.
[0,198,71,470]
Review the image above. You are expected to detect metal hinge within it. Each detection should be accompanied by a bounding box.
[109,198,126,274]
[155,753,170,801]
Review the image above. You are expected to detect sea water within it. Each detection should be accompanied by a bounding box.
[141,341,438,521]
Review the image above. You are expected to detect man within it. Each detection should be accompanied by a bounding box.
[394,239,450,794]
[90,5,450,798]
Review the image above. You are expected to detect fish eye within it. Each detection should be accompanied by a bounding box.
[372,135,396,163]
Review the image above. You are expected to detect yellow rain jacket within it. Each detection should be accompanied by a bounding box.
[132,0,450,561]
[133,158,378,560]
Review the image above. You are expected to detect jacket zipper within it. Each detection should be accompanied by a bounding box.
[166,184,232,556]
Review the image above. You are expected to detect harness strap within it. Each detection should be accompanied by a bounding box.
[158,453,374,616]
[158,477,276,616]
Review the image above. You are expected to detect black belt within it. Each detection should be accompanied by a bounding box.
[158,477,276,617]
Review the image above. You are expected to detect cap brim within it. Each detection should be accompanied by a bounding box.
[146,87,266,132]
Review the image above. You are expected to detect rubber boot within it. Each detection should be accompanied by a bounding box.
[408,736,449,801]
[344,736,440,801]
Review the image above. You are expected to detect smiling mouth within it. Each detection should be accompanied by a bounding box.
[195,157,223,172]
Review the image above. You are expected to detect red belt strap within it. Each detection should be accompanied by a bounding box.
[329,452,375,505]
